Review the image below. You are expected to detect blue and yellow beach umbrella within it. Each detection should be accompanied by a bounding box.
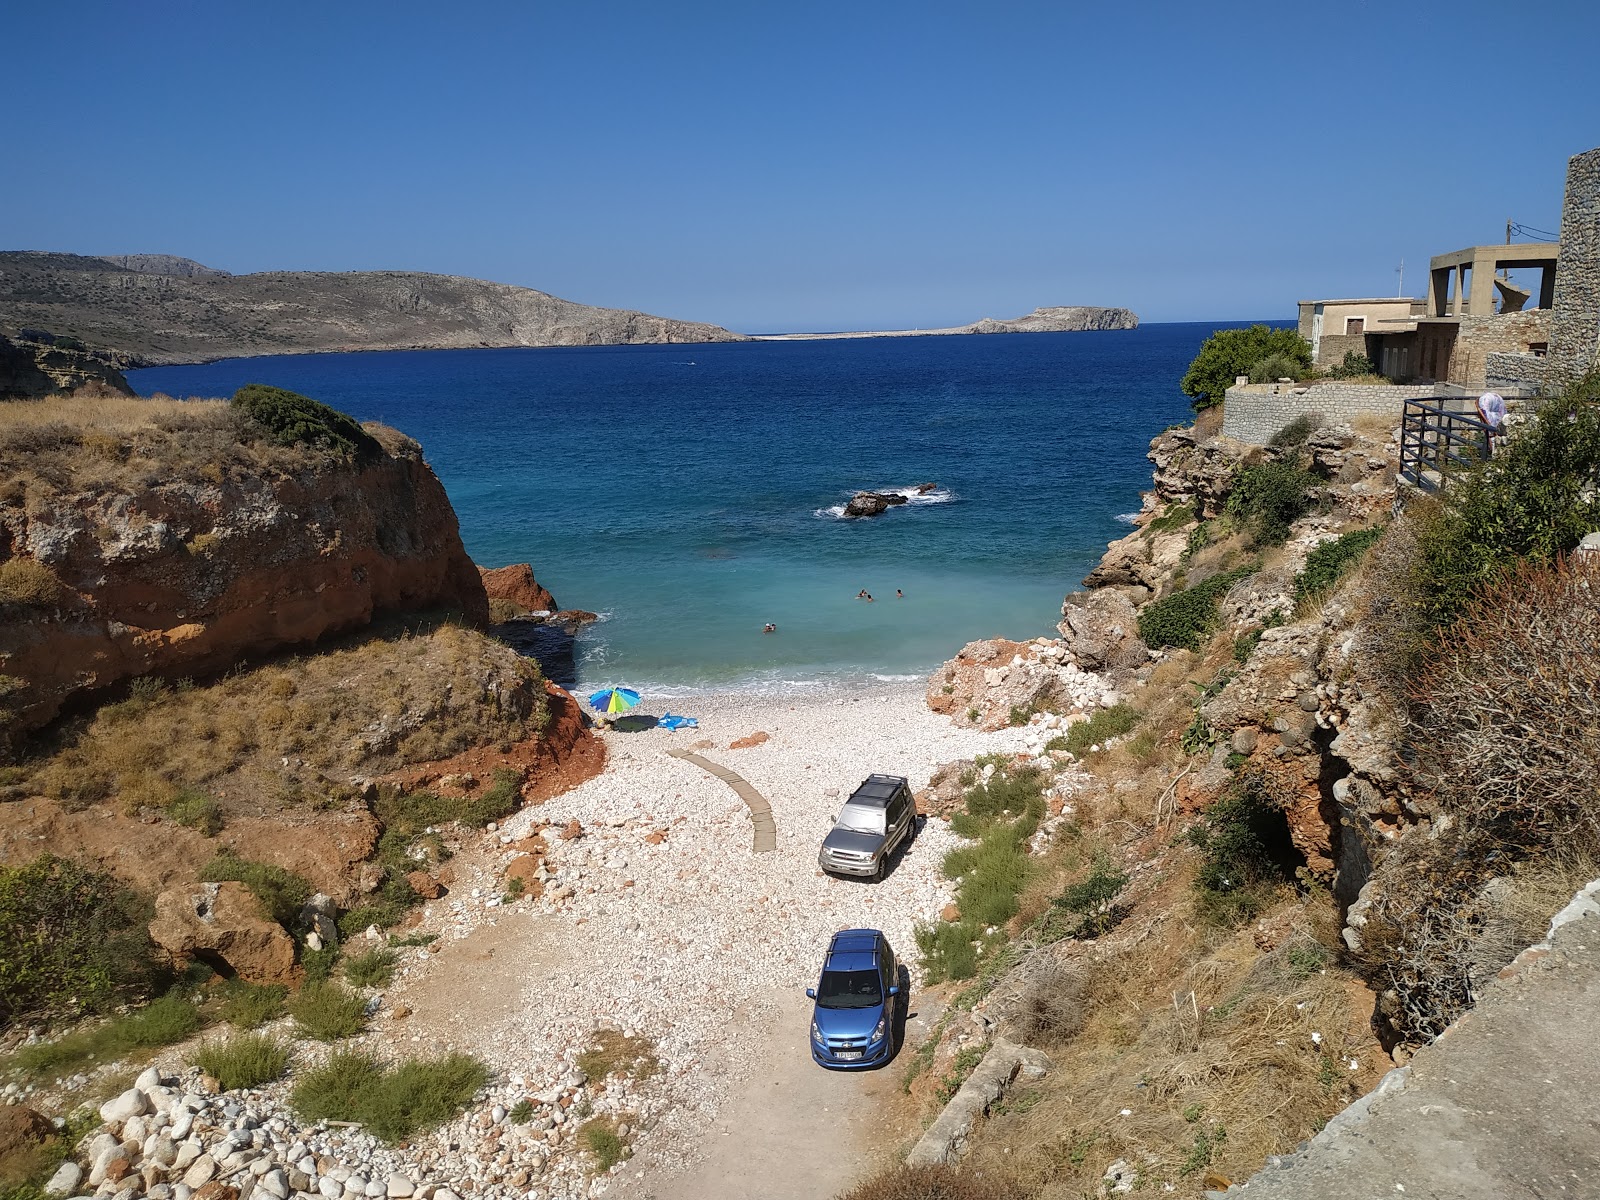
[587,686,641,715]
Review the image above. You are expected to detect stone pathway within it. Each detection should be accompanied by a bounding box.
[664,750,777,852]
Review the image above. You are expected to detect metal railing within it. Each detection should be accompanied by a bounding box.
[1398,397,1496,493]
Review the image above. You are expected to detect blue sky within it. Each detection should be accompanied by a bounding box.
[6,1,1598,331]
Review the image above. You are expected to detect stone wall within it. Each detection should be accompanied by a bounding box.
[1485,352,1548,393]
[1221,381,1441,445]
[1315,332,1369,370]
[1451,310,1552,390]
[1547,147,1600,389]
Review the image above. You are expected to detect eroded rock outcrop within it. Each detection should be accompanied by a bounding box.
[0,420,488,740]
[149,881,298,985]
[927,637,1120,731]
[479,562,558,613]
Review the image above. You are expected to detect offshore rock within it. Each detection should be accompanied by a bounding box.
[478,563,557,614]
[844,491,909,518]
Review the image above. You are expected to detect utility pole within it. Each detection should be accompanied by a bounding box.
[1507,218,1513,245]
[1396,258,1404,297]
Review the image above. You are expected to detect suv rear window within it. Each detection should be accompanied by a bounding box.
[816,969,883,1009]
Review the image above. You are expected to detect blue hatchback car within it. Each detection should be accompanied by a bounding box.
[807,928,900,1069]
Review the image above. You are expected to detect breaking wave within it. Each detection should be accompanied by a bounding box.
[814,484,958,520]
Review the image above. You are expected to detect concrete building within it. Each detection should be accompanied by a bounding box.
[1222,146,1600,444]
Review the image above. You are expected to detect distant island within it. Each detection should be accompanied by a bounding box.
[0,251,747,366]
[756,305,1138,341]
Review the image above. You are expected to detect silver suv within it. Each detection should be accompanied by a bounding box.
[819,774,916,880]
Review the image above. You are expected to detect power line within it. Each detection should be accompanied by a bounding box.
[1509,221,1560,242]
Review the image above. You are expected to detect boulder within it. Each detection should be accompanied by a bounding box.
[478,563,557,614]
[843,491,909,518]
[98,1088,151,1126]
[405,871,443,900]
[0,1104,56,1164]
[149,882,297,984]
[1057,590,1147,672]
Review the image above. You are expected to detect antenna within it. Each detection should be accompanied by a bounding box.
[1396,258,1404,298]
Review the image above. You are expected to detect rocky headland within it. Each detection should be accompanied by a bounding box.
[0,252,747,366]
[755,305,1138,340]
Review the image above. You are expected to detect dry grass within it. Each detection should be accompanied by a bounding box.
[575,1029,660,1082]
[0,389,407,506]
[25,622,548,815]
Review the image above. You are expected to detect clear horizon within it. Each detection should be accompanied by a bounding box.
[6,1,1598,330]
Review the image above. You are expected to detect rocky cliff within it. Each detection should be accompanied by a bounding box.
[0,251,747,365]
[0,332,134,399]
[0,395,488,741]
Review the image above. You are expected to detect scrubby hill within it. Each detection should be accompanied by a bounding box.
[0,251,747,365]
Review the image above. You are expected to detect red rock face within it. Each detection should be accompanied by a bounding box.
[478,562,557,612]
[0,431,488,740]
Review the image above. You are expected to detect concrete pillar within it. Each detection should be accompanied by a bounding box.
[1540,264,1558,309]
[1453,264,1467,316]
[1429,268,1452,317]
[1469,250,1498,316]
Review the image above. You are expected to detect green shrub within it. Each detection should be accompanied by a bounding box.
[11,994,205,1075]
[0,855,161,1023]
[291,1050,487,1143]
[1137,566,1256,652]
[509,1099,534,1123]
[166,788,224,836]
[344,948,398,988]
[1409,380,1600,634]
[1181,325,1312,411]
[1247,352,1303,384]
[193,1033,289,1091]
[288,982,368,1041]
[1268,413,1321,448]
[1232,628,1263,663]
[1049,857,1130,938]
[1294,525,1384,605]
[199,854,311,930]
[580,1118,628,1172]
[1330,350,1377,379]
[230,385,381,460]
[1227,462,1317,545]
[218,980,287,1029]
[299,944,338,985]
[1144,501,1197,536]
[1059,704,1141,756]
[1189,770,1299,927]
[913,922,979,983]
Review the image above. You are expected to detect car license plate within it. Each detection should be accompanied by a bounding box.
[836,1050,862,1061]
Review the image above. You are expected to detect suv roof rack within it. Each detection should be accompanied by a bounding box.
[846,774,907,807]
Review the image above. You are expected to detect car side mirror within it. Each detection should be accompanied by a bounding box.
[805,988,816,999]
[888,985,900,996]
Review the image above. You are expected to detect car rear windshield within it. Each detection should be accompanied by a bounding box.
[816,969,883,1009]
[836,805,884,833]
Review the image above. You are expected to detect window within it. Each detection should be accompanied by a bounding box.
[1345,317,1365,335]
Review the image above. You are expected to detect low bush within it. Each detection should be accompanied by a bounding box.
[1056,704,1141,757]
[1268,413,1322,448]
[1247,352,1303,384]
[579,1118,629,1172]
[1226,463,1317,545]
[837,1162,1030,1200]
[1137,567,1256,652]
[11,994,205,1075]
[1410,558,1600,858]
[0,855,162,1023]
[913,923,979,984]
[217,980,287,1029]
[166,788,224,836]
[1330,350,1377,379]
[1408,379,1600,633]
[193,1033,289,1091]
[1294,526,1384,606]
[230,384,381,461]
[1010,961,1087,1047]
[1045,857,1130,939]
[291,1050,487,1143]
[1144,501,1196,536]
[508,1099,534,1123]
[343,948,398,988]
[199,854,311,930]
[0,558,65,609]
[1188,770,1302,927]
[299,945,338,985]
[288,982,368,1041]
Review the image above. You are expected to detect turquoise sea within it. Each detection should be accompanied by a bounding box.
[130,324,1232,693]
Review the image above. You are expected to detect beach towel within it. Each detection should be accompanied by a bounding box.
[658,713,699,731]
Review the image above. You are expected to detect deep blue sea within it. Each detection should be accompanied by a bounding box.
[129,324,1230,693]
